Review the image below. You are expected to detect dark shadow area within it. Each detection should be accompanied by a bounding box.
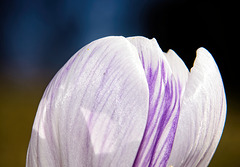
[141,0,237,95]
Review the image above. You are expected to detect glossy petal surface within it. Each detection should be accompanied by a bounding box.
[26,36,149,167]
[167,48,227,167]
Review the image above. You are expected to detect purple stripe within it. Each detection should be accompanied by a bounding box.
[133,57,181,166]
[150,80,179,166]
[153,97,180,166]
[161,112,179,166]
[140,51,146,70]
[133,63,162,165]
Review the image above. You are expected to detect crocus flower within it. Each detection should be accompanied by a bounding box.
[26,36,226,167]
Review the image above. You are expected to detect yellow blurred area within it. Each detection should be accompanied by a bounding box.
[0,78,47,167]
[0,77,239,166]
[209,94,240,167]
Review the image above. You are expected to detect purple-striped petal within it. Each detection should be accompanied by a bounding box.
[167,48,227,167]
[127,36,184,166]
[26,36,149,167]
[27,35,226,167]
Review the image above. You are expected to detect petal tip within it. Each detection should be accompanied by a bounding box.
[196,47,213,60]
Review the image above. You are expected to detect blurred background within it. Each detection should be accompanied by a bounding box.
[0,0,239,166]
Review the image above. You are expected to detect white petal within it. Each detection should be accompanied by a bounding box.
[164,49,189,93]
[26,36,149,167]
[127,36,183,166]
[167,47,227,167]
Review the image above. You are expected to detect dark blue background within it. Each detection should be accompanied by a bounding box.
[0,0,237,93]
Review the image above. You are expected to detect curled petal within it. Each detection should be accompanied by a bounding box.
[127,37,183,166]
[167,48,227,167]
[26,36,149,167]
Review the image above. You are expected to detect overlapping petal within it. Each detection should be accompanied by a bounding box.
[26,36,226,167]
[26,36,150,167]
[164,49,189,94]
[127,37,184,167]
[167,48,227,167]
